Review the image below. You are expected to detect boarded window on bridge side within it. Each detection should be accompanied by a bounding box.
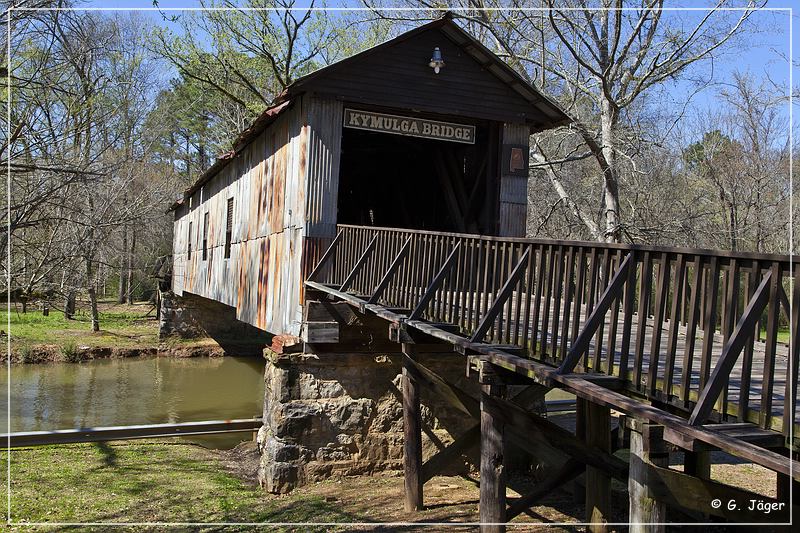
[187,221,192,259]
[202,212,209,261]
[224,198,233,259]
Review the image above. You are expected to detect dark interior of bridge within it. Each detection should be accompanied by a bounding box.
[337,124,497,234]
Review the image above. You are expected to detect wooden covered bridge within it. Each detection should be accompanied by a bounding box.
[166,14,798,530]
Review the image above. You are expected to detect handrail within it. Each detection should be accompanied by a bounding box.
[335,224,793,265]
[310,224,797,438]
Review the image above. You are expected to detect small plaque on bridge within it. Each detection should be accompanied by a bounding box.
[343,108,475,144]
[502,144,529,177]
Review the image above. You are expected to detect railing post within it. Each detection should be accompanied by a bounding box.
[760,261,783,429]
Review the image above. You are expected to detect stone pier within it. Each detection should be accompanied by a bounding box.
[256,345,478,493]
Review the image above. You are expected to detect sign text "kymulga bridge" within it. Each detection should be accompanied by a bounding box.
[343,109,476,144]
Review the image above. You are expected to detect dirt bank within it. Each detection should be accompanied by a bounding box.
[2,340,227,364]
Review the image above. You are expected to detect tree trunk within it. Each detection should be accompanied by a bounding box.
[126,226,135,304]
[86,257,100,332]
[88,286,99,332]
[600,96,621,243]
[118,226,127,303]
[64,291,76,319]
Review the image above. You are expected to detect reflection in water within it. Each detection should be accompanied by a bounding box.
[1,356,265,449]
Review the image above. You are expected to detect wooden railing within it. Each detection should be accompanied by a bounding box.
[309,224,798,439]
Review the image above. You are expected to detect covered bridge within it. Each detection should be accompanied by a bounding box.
[166,13,798,532]
[168,13,569,337]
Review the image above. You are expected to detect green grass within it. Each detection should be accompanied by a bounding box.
[777,326,790,345]
[758,325,790,345]
[2,300,159,350]
[2,441,356,529]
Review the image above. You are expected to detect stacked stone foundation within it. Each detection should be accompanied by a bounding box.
[257,347,479,493]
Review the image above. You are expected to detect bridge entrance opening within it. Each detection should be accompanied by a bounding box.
[337,121,498,234]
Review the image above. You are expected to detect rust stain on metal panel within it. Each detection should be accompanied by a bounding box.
[296,122,308,224]
[253,142,267,242]
[270,233,285,329]
[237,239,249,313]
[270,125,287,234]
[257,237,271,331]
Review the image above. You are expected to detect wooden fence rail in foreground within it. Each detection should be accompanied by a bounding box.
[3,418,263,447]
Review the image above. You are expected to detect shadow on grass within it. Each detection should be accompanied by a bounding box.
[94,441,118,467]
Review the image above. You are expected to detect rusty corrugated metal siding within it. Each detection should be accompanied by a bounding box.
[171,101,309,336]
[498,122,529,237]
[304,97,342,240]
[171,95,534,336]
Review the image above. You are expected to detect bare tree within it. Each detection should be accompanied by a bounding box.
[682,73,790,253]
[366,1,762,243]
[5,9,175,326]
[149,0,336,141]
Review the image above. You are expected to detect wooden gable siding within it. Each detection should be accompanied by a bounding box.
[171,101,308,336]
[297,27,547,126]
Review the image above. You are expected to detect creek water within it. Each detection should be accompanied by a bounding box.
[1,356,265,449]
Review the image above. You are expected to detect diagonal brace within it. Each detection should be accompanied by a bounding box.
[368,237,412,304]
[689,269,773,425]
[421,424,480,483]
[470,248,531,343]
[408,242,462,321]
[558,252,633,374]
[339,235,378,292]
[307,230,344,282]
[506,458,583,520]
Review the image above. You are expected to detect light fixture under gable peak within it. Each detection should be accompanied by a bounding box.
[429,47,445,74]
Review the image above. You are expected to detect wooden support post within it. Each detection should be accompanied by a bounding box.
[585,401,611,533]
[683,450,711,479]
[573,398,586,504]
[683,450,711,519]
[402,343,423,512]
[776,451,799,505]
[628,419,668,533]
[479,361,506,533]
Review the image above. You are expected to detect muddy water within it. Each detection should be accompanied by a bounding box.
[1,356,265,449]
